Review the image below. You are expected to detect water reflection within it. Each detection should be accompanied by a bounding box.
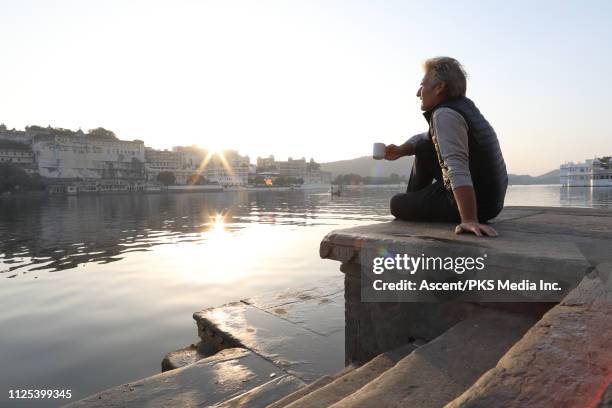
[0,189,392,279]
[1,186,611,279]
[560,186,612,207]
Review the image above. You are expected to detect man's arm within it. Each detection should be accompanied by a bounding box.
[384,132,427,160]
[453,186,498,237]
[432,109,497,237]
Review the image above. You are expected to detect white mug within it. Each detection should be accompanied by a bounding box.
[373,143,385,160]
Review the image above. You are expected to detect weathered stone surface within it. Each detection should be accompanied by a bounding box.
[285,343,417,408]
[321,208,597,304]
[320,206,612,365]
[330,309,537,408]
[193,277,345,382]
[343,261,484,363]
[65,348,292,408]
[321,206,610,266]
[161,341,218,372]
[215,375,305,408]
[267,375,337,408]
[268,364,359,408]
[243,276,344,336]
[446,262,612,408]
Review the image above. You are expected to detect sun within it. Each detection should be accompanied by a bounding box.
[207,142,226,156]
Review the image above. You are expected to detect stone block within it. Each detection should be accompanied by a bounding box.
[66,348,293,408]
[331,310,537,408]
[193,299,344,382]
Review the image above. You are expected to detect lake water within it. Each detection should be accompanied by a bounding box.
[1,184,611,406]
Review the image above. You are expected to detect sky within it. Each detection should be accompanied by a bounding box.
[1,0,611,175]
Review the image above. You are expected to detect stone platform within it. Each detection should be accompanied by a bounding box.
[314,206,612,407]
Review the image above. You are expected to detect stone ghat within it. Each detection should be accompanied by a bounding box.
[68,206,612,407]
[313,206,612,407]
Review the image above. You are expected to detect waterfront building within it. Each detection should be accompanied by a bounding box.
[146,146,211,185]
[32,133,145,179]
[279,157,307,178]
[0,125,32,145]
[145,146,250,186]
[204,150,250,186]
[591,157,612,187]
[145,148,182,182]
[560,157,612,187]
[2,125,147,180]
[255,155,331,187]
[256,155,279,172]
[173,145,208,171]
[0,139,37,174]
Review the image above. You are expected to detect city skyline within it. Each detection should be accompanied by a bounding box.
[0,123,324,164]
[3,123,605,176]
[2,1,612,175]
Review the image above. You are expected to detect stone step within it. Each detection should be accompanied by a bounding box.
[65,348,299,408]
[267,365,358,408]
[280,343,418,408]
[446,263,612,408]
[193,277,345,382]
[329,309,537,408]
[215,375,305,408]
[161,341,219,372]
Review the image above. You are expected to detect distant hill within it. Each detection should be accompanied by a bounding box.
[508,169,560,185]
[320,155,414,178]
[321,156,560,185]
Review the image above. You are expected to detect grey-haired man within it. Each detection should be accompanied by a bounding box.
[386,57,507,237]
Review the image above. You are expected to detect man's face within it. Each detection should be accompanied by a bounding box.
[416,70,444,111]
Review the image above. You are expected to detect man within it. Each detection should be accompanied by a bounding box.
[386,57,507,237]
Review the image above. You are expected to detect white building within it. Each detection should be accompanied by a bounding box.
[204,150,250,186]
[145,146,250,186]
[591,157,612,187]
[32,134,145,179]
[560,157,612,187]
[0,140,37,174]
[0,126,32,145]
[145,148,181,182]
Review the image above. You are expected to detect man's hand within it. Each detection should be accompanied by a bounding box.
[384,144,405,160]
[454,222,498,237]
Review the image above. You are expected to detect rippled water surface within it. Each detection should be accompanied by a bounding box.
[1,185,611,405]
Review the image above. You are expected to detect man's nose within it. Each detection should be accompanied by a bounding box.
[416,87,422,97]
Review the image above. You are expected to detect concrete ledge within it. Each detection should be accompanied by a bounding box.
[320,207,606,303]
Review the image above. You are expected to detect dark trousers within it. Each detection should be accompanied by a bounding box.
[390,138,461,223]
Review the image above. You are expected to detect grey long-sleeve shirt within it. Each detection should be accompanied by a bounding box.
[407,107,472,190]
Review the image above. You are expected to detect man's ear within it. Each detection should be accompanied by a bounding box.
[434,81,446,97]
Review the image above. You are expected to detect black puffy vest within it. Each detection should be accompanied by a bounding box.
[424,97,508,219]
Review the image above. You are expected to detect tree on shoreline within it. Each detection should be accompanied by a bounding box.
[333,173,407,185]
[157,171,176,186]
[0,163,46,193]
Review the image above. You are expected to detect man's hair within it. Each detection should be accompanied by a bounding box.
[423,57,467,99]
